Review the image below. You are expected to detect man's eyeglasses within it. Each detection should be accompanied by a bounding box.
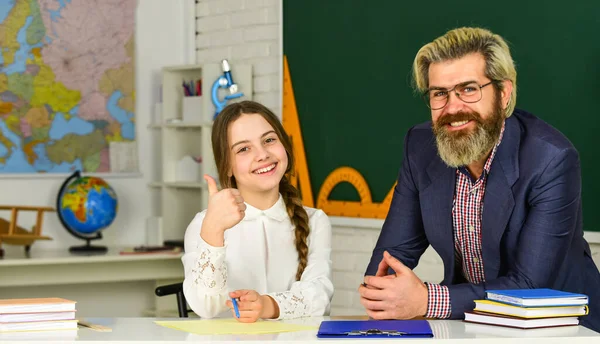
[423,81,495,110]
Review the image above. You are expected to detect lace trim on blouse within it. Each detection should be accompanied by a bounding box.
[269,291,310,320]
[190,245,227,292]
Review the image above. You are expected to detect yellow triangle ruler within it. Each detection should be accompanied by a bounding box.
[282,55,314,207]
[316,167,394,219]
[282,56,394,218]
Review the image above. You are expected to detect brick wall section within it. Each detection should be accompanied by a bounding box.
[195,0,281,115]
[330,221,445,315]
[330,225,380,315]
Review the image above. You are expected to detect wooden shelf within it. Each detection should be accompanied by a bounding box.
[149,181,207,189]
[163,182,206,189]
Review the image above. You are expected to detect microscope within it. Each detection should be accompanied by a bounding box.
[211,59,244,119]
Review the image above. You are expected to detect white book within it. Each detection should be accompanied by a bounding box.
[464,312,579,329]
[0,298,76,314]
[0,311,76,323]
[0,320,78,332]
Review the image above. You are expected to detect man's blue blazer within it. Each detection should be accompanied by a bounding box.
[365,109,600,331]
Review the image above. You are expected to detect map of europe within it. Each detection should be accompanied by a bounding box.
[0,0,136,173]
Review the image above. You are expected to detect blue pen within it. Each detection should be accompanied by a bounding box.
[189,80,196,96]
[182,81,190,96]
[231,297,240,318]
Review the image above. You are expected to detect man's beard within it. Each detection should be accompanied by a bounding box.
[432,98,504,168]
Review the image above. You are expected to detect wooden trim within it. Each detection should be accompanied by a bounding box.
[8,208,17,235]
[0,205,55,211]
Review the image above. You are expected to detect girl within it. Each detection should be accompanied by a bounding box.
[181,100,333,322]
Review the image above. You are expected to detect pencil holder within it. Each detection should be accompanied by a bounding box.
[175,156,202,182]
[182,96,203,123]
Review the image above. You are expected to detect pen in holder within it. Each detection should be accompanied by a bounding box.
[182,79,203,123]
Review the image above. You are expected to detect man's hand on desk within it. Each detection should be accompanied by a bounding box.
[358,251,428,319]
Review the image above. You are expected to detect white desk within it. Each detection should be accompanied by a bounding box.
[0,317,598,343]
[0,248,184,317]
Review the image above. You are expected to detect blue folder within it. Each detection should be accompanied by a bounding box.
[316,320,434,338]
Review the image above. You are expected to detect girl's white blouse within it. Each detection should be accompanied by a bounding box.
[181,195,334,319]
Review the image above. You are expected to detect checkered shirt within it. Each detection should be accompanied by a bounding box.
[425,122,505,318]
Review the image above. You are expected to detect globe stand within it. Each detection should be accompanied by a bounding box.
[69,238,107,254]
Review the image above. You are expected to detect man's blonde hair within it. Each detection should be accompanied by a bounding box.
[412,27,517,117]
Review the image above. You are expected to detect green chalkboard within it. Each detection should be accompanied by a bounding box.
[283,1,600,231]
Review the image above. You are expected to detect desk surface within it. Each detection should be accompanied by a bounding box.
[0,317,598,343]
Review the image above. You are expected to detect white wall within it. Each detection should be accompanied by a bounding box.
[0,0,194,256]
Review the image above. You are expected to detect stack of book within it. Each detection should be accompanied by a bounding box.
[0,298,78,334]
[465,288,589,329]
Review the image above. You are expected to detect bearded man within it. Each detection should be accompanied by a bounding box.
[359,27,600,332]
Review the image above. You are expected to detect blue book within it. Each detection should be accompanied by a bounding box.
[317,320,433,338]
[485,288,588,307]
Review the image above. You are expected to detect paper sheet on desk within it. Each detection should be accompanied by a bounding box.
[155,318,317,335]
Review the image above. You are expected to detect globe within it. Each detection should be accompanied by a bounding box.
[56,170,118,253]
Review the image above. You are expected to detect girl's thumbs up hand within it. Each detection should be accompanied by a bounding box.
[205,174,219,196]
[200,175,246,246]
